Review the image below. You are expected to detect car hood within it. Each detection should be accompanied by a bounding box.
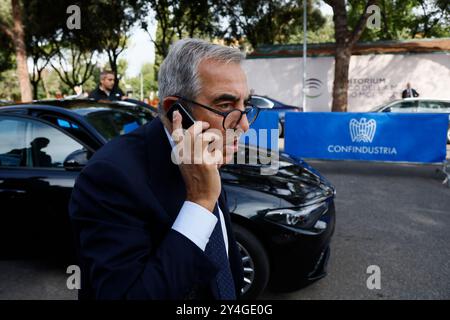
[220,145,335,215]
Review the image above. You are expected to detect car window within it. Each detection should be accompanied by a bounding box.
[389,101,418,113]
[250,97,274,109]
[39,114,100,149]
[84,109,152,141]
[0,118,28,167]
[0,116,89,168]
[442,102,450,111]
[418,101,439,112]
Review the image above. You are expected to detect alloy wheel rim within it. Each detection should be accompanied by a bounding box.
[237,241,255,294]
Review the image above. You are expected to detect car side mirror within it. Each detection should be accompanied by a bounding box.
[63,149,90,171]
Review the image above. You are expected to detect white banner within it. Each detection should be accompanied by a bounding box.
[243,53,450,112]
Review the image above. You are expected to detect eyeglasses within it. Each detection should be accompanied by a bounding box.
[173,95,260,130]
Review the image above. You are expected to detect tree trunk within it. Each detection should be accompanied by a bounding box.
[11,0,32,102]
[330,0,350,112]
[31,80,39,100]
[108,52,119,87]
[42,73,50,99]
[332,47,351,112]
[327,0,377,112]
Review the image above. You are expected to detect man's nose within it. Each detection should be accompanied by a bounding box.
[237,113,250,132]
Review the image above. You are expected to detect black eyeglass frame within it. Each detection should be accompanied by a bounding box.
[173,95,260,130]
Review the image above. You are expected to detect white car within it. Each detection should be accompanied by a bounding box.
[371,98,450,143]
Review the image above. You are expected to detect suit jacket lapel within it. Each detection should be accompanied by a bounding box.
[144,117,187,223]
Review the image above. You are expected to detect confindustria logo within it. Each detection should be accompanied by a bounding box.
[305,78,323,99]
[328,117,396,155]
[349,118,377,143]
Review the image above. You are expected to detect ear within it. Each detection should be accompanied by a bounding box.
[162,96,179,114]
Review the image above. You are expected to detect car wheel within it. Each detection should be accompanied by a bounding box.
[447,128,450,144]
[233,223,270,299]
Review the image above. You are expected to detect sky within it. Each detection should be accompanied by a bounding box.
[121,17,157,78]
[121,3,333,78]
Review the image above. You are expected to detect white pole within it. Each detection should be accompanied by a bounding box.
[302,0,307,111]
[140,71,144,101]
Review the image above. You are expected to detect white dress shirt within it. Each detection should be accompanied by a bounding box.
[164,127,229,255]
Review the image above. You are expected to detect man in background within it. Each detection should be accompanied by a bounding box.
[402,82,420,99]
[88,70,124,101]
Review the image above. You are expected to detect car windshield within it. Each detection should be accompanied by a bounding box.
[74,107,155,141]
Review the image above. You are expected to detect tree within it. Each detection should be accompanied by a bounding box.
[347,0,450,42]
[411,0,450,38]
[23,0,69,99]
[0,0,32,101]
[84,0,147,87]
[143,0,219,60]
[0,69,20,100]
[127,62,158,98]
[324,0,378,112]
[217,0,327,50]
[50,41,97,89]
[0,27,13,74]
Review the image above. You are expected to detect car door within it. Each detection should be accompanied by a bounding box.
[0,114,91,259]
[417,100,441,113]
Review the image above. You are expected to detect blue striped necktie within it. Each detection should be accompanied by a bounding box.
[204,203,236,300]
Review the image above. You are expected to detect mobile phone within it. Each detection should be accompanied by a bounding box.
[166,101,196,129]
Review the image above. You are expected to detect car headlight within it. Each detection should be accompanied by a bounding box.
[263,201,328,229]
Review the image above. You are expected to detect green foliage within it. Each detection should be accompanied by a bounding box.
[0,0,449,100]
[289,15,335,43]
[124,62,158,99]
[0,30,13,73]
[216,0,327,49]
[347,0,450,41]
[0,69,20,101]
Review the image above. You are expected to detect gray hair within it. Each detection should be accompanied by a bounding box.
[158,38,245,116]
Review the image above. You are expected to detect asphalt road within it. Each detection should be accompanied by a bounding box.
[263,160,450,300]
[0,160,449,300]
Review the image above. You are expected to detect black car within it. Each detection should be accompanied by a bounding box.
[0,100,335,299]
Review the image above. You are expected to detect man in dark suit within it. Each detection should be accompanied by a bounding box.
[401,82,419,98]
[88,70,124,101]
[69,38,254,299]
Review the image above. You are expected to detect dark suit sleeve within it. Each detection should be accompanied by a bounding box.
[69,159,218,299]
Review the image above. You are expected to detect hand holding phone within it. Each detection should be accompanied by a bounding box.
[170,102,222,213]
[166,101,195,129]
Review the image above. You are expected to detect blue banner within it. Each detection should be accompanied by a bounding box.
[240,111,279,150]
[285,112,448,163]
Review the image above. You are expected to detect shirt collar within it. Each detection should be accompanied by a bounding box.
[164,126,176,149]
